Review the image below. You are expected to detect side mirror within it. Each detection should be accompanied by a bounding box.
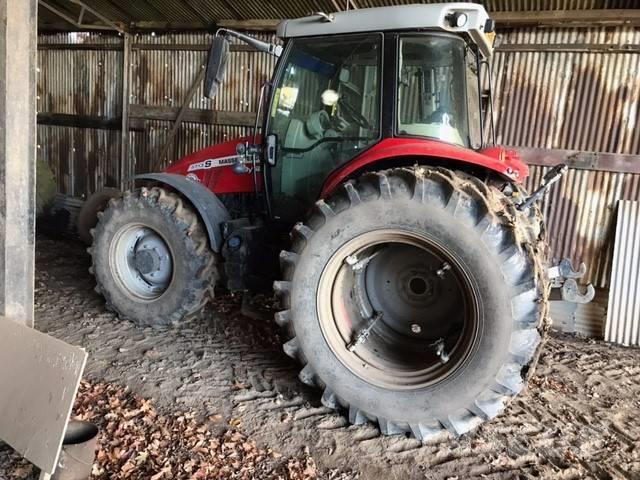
[204,36,229,99]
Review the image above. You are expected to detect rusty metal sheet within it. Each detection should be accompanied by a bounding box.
[492,27,640,155]
[0,319,87,474]
[605,200,640,346]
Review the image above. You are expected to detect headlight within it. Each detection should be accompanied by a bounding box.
[449,12,468,28]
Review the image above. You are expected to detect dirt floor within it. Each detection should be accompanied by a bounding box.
[2,236,640,479]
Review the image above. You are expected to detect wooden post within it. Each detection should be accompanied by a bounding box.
[0,0,38,327]
[120,33,131,190]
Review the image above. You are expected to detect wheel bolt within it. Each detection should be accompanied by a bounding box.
[436,262,451,278]
[411,324,422,334]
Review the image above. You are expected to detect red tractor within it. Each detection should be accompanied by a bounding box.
[84,4,591,440]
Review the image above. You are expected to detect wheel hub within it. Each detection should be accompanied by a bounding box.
[134,249,161,275]
[110,224,174,300]
[317,229,479,390]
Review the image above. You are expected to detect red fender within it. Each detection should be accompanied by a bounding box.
[321,138,528,197]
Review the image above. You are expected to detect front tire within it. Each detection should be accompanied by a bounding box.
[90,187,218,328]
[275,167,549,440]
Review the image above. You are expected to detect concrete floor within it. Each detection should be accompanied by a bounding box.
[2,236,640,479]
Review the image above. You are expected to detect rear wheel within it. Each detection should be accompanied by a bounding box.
[78,188,122,244]
[275,167,549,440]
[90,187,218,328]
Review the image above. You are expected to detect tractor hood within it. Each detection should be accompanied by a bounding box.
[164,136,254,176]
[163,136,260,195]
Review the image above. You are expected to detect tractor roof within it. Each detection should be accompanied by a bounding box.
[277,3,494,57]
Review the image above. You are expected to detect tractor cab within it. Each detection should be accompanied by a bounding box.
[206,4,499,220]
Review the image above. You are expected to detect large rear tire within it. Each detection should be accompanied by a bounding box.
[275,167,549,440]
[90,187,218,328]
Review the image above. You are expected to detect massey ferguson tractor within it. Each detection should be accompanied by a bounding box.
[83,4,594,440]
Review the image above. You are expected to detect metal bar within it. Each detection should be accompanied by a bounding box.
[492,9,640,28]
[156,67,206,169]
[120,33,131,190]
[496,43,640,54]
[0,0,37,326]
[515,147,640,175]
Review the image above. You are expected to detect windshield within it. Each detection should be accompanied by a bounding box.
[267,34,381,220]
[397,35,478,148]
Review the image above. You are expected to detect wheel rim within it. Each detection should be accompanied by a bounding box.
[110,223,174,300]
[317,229,480,390]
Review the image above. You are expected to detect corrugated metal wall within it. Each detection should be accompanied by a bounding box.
[37,26,640,316]
[493,27,640,153]
[37,31,278,197]
[605,200,640,346]
[38,33,122,196]
[490,27,640,289]
[129,32,277,176]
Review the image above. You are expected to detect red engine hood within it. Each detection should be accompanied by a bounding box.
[164,136,254,174]
[163,136,261,195]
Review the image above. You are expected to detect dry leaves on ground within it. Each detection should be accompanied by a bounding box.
[70,380,321,480]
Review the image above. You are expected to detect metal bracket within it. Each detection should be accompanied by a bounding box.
[347,312,383,352]
[518,163,568,211]
[549,258,595,304]
[560,278,596,304]
[548,258,587,280]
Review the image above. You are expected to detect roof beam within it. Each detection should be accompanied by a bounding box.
[38,0,126,32]
[492,9,640,28]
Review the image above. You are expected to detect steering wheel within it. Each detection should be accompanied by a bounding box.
[338,98,373,130]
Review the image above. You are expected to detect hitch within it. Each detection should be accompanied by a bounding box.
[548,258,595,304]
[518,163,568,211]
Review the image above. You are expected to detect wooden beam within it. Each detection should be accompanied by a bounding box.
[127,18,280,32]
[496,43,640,54]
[492,9,640,28]
[131,43,255,52]
[129,104,256,127]
[216,18,280,31]
[120,33,131,190]
[37,112,122,129]
[516,147,640,175]
[37,42,121,50]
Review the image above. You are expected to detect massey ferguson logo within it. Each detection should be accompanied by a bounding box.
[188,156,242,172]
[187,156,261,173]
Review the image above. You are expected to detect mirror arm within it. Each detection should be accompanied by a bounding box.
[216,28,283,57]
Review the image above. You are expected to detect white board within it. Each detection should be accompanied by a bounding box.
[0,319,87,474]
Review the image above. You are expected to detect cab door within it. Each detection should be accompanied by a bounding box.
[265,33,383,221]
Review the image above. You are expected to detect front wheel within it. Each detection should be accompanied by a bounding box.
[275,167,549,440]
[90,187,218,328]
